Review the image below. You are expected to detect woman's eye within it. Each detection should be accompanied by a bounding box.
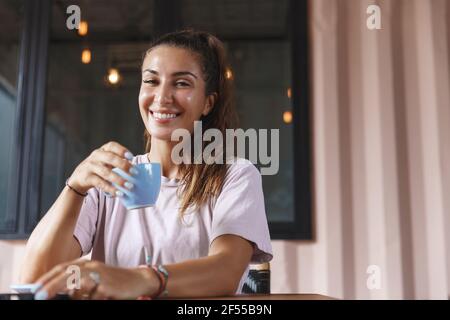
[143,79,157,85]
[175,81,189,87]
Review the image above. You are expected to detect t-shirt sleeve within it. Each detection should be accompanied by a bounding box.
[211,161,273,263]
[73,187,100,256]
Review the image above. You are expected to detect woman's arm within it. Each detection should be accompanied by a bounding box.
[19,188,85,283]
[31,234,253,299]
[20,141,134,284]
[163,234,254,297]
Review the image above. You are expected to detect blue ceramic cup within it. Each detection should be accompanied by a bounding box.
[112,163,161,210]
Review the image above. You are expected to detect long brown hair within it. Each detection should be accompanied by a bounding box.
[143,29,238,217]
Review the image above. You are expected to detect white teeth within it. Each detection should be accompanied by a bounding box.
[152,112,178,119]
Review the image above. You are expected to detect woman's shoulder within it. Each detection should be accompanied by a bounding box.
[225,157,261,182]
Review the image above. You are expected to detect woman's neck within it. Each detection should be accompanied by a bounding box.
[148,137,179,179]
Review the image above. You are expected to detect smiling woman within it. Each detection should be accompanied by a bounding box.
[19,30,273,300]
[140,31,238,216]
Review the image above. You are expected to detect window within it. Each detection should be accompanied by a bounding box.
[39,0,155,216]
[1,0,311,239]
[181,0,312,238]
[0,0,50,238]
[0,0,24,234]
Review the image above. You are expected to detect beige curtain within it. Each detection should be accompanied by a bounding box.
[271,0,450,299]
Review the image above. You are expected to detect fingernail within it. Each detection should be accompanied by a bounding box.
[30,283,43,294]
[124,182,134,190]
[34,290,48,300]
[115,190,124,197]
[129,167,138,175]
[124,151,134,160]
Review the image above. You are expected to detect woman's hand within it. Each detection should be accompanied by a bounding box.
[68,141,137,196]
[32,259,159,300]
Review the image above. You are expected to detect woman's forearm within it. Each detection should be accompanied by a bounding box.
[162,253,242,298]
[20,186,85,283]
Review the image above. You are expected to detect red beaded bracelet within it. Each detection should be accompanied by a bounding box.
[138,265,168,300]
[151,265,167,298]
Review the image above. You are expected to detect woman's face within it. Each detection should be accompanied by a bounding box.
[139,45,214,141]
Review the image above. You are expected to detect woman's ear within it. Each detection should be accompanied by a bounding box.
[202,93,217,116]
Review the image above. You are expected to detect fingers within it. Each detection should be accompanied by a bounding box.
[86,173,120,196]
[69,142,136,194]
[92,150,134,175]
[34,261,104,300]
[70,275,98,300]
[89,284,109,300]
[87,142,137,195]
[89,162,133,192]
[34,260,86,300]
[73,274,108,300]
[101,141,133,162]
[36,270,72,300]
[34,262,71,289]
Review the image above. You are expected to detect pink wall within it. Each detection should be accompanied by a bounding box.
[1,0,449,299]
[0,240,26,292]
[270,0,450,299]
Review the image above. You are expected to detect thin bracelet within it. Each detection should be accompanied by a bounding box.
[65,179,88,197]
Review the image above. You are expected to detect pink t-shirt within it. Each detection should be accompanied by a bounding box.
[74,154,273,293]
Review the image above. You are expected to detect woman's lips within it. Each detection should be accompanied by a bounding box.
[150,111,180,123]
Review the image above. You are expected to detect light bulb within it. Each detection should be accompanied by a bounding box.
[108,68,120,84]
[78,21,88,36]
[81,48,91,64]
[283,110,293,124]
[225,68,233,80]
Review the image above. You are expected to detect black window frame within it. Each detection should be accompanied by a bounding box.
[0,0,50,239]
[270,0,313,239]
[0,0,312,240]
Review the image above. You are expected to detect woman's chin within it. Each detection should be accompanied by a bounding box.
[148,130,176,142]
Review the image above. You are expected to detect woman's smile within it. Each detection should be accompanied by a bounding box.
[149,109,182,124]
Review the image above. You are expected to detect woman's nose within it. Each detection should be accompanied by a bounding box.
[154,84,174,105]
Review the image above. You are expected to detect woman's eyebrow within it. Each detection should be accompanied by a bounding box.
[142,69,198,79]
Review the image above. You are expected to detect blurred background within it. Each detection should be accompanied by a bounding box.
[0,0,449,299]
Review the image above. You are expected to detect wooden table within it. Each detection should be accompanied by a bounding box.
[0,293,336,300]
[185,294,337,300]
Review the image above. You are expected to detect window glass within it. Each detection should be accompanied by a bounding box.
[0,0,24,231]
